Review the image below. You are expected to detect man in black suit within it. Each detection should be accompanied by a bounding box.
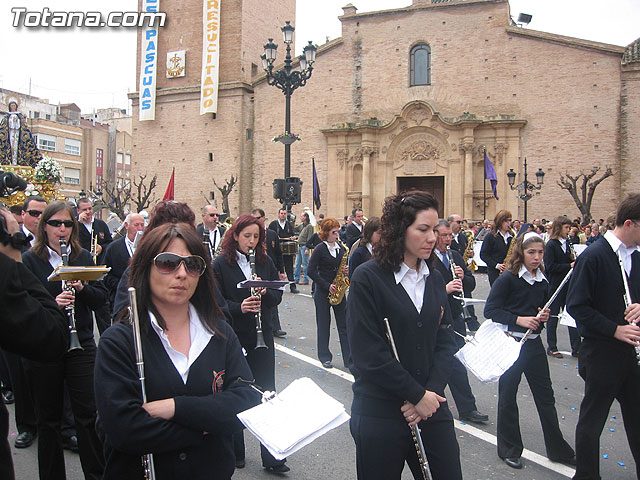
[269,208,299,293]
[345,208,364,249]
[196,204,226,261]
[21,196,47,249]
[102,213,145,313]
[432,220,488,424]
[253,209,287,337]
[448,214,468,254]
[567,194,640,480]
[76,198,113,263]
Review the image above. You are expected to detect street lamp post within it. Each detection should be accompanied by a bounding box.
[262,21,317,215]
[507,157,545,223]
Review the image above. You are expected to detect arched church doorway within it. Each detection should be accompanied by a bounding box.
[396,176,444,217]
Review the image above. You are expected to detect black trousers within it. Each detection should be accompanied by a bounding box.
[313,288,350,368]
[350,413,462,480]
[283,254,295,290]
[497,337,574,461]
[0,350,36,435]
[24,341,104,480]
[271,305,283,334]
[1,403,15,480]
[448,315,478,414]
[573,338,640,480]
[233,330,285,468]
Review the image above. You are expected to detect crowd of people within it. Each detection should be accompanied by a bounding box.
[1,191,639,480]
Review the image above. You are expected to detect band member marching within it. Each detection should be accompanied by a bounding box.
[480,210,513,286]
[212,215,290,473]
[567,194,640,480]
[484,232,575,470]
[347,191,462,480]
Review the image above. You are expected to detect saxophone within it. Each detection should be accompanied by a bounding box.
[328,241,350,306]
[500,228,517,273]
[462,229,477,272]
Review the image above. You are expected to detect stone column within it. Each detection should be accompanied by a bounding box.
[361,146,375,214]
[462,142,475,220]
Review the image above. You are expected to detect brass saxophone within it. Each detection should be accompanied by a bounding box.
[500,228,517,274]
[328,241,350,306]
[461,229,477,272]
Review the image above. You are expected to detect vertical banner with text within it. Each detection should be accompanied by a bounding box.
[201,0,221,115]
[139,0,159,121]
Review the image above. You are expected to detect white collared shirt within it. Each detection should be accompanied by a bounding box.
[518,264,547,285]
[394,260,430,313]
[125,235,136,257]
[82,219,93,234]
[46,244,70,270]
[355,222,363,232]
[22,225,35,247]
[236,250,252,280]
[605,230,640,275]
[208,226,221,251]
[149,304,213,384]
[324,241,339,258]
[453,232,460,244]
[278,219,286,230]
[366,242,373,256]
[560,238,568,254]
[435,249,447,267]
[499,230,512,245]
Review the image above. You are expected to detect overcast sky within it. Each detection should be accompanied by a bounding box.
[0,0,637,113]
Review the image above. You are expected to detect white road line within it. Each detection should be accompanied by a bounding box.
[275,343,576,478]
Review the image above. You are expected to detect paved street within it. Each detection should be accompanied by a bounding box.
[7,272,636,479]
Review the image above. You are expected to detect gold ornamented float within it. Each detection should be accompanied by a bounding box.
[1,155,64,207]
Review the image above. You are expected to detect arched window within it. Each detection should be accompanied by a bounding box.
[410,44,431,86]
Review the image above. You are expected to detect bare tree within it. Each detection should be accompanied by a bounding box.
[213,175,237,214]
[102,178,132,221]
[131,173,158,213]
[558,166,614,223]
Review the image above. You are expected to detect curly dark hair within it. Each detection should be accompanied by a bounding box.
[374,191,439,272]
[220,214,267,264]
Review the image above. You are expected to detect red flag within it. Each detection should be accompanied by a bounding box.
[162,168,175,201]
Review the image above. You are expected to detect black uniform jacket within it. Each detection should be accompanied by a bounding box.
[348,244,372,280]
[266,228,284,273]
[567,236,640,344]
[544,238,573,304]
[78,218,113,264]
[212,253,282,346]
[103,237,131,306]
[345,223,362,249]
[347,259,456,422]
[484,270,549,335]
[450,232,468,255]
[480,232,512,283]
[268,220,294,240]
[308,242,346,292]
[94,319,259,480]
[432,249,476,318]
[22,248,107,344]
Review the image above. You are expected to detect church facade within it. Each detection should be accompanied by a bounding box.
[130,0,639,221]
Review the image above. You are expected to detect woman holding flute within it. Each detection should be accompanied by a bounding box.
[484,232,575,470]
[94,223,257,479]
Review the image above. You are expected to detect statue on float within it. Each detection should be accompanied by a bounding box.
[0,98,42,167]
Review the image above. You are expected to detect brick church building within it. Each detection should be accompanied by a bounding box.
[130,0,639,221]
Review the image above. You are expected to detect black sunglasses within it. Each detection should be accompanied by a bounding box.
[153,252,206,277]
[46,219,74,228]
[27,209,43,217]
[207,213,219,217]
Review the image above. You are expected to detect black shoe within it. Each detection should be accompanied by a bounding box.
[265,464,290,473]
[62,435,79,453]
[503,457,522,469]
[290,286,300,294]
[321,361,333,369]
[235,458,245,469]
[551,455,577,467]
[273,330,287,338]
[547,350,564,359]
[14,431,35,449]
[571,351,579,358]
[2,390,14,405]
[459,410,489,424]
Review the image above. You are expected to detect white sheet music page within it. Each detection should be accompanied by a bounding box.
[237,377,350,460]
[454,320,523,383]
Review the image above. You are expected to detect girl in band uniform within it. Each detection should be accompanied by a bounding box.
[484,232,575,470]
[480,210,513,286]
[347,191,462,480]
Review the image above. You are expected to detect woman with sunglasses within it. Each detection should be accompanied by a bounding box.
[21,201,106,480]
[94,223,257,480]
[307,218,351,370]
[347,192,461,480]
[212,214,288,473]
[484,233,575,470]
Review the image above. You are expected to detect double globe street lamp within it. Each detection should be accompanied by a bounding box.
[507,157,545,223]
[262,21,317,215]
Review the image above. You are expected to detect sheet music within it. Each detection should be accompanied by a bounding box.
[454,320,523,383]
[237,377,350,460]
[558,307,577,328]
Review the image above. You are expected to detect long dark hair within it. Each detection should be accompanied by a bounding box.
[375,191,439,272]
[124,222,223,335]
[550,215,572,239]
[492,210,512,236]
[32,201,83,263]
[507,234,545,275]
[361,216,381,244]
[220,214,267,264]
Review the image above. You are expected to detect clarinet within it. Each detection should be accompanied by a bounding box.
[616,252,640,366]
[248,249,267,350]
[445,247,472,322]
[202,229,214,263]
[128,287,157,480]
[59,239,83,352]
[383,318,433,480]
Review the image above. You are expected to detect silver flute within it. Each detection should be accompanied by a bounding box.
[248,249,267,349]
[383,317,433,480]
[128,287,157,480]
[616,252,640,366]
